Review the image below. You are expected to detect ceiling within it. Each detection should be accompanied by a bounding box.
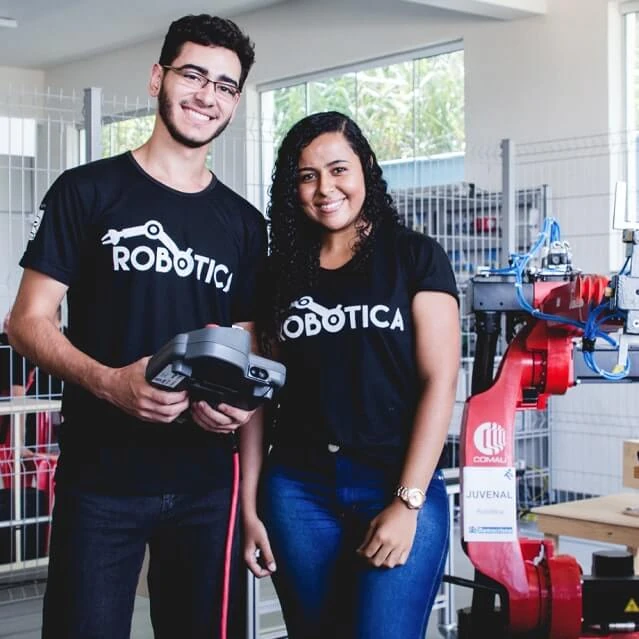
[0,0,287,69]
[0,0,546,70]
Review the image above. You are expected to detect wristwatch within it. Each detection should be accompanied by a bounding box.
[395,485,426,510]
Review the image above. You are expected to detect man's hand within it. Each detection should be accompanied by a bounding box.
[356,500,418,568]
[102,356,189,422]
[190,401,256,434]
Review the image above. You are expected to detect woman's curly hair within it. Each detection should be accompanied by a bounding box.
[263,111,402,342]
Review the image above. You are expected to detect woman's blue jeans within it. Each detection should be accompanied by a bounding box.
[42,484,243,639]
[260,446,449,639]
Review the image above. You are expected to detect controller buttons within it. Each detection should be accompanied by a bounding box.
[249,366,268,380]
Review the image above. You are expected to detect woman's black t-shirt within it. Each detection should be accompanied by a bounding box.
[273,225,458,468]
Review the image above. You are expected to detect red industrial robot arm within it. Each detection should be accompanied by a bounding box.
[457,223,639,639]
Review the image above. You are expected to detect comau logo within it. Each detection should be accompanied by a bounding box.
[473,422,506,456]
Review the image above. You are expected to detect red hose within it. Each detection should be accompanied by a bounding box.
[204,323,239,639]
[220,447,240,639]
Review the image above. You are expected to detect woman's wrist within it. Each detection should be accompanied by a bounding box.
[241,505,260,523]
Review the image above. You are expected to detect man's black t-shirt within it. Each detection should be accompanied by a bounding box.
[273,224,458,468]
[20,152,267,494]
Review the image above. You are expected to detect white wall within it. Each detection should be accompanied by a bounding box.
[45,40,158,106]
[465,1,611,147]
[0,66,45,92]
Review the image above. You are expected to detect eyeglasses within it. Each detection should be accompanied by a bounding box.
[161,65,240,102]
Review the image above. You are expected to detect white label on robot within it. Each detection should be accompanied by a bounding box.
[462,466,517,542]
[151,365,185,389]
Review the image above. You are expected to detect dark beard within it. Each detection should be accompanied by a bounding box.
[157,86,231,149]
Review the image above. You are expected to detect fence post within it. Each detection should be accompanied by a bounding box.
[83,87,102,162]
[501,138,516,260]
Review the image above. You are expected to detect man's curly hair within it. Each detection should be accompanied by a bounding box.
[159,14,255,89]
[264,111,402,341]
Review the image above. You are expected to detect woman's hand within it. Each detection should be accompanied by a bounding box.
[356,500,418,568]
[243,514,277,578]
[191,401,255,434]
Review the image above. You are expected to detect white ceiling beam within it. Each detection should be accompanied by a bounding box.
[401,0,547,20]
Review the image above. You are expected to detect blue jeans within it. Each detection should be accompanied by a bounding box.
[260,446,449,639]
[42,485,243,639]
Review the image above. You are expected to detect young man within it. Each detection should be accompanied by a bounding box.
[8,14,264,639]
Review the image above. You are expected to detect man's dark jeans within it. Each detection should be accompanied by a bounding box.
[42,484,243,639]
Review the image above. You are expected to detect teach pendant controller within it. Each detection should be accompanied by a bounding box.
[146,326,286,410]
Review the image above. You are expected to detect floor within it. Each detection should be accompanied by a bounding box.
[0,521,621,639]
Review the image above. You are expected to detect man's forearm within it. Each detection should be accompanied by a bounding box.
[8,315,111,400]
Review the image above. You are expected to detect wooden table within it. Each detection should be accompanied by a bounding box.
[532,493,639,574]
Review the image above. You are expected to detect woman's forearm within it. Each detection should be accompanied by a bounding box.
[239,406,265,518]
[398,376,458,490]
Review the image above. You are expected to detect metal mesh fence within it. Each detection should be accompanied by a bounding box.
[513,133,639,503]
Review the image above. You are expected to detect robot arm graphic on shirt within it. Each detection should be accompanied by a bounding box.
[100,219,195,276]
[455,207,639,638]
[290,296,346,330]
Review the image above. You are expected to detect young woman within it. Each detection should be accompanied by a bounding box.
[243,111,460,639]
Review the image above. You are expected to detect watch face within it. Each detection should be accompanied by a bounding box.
[407,489,424,508]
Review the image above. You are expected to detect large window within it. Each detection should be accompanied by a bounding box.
[260,44,464,198]
[102,112,154,158]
